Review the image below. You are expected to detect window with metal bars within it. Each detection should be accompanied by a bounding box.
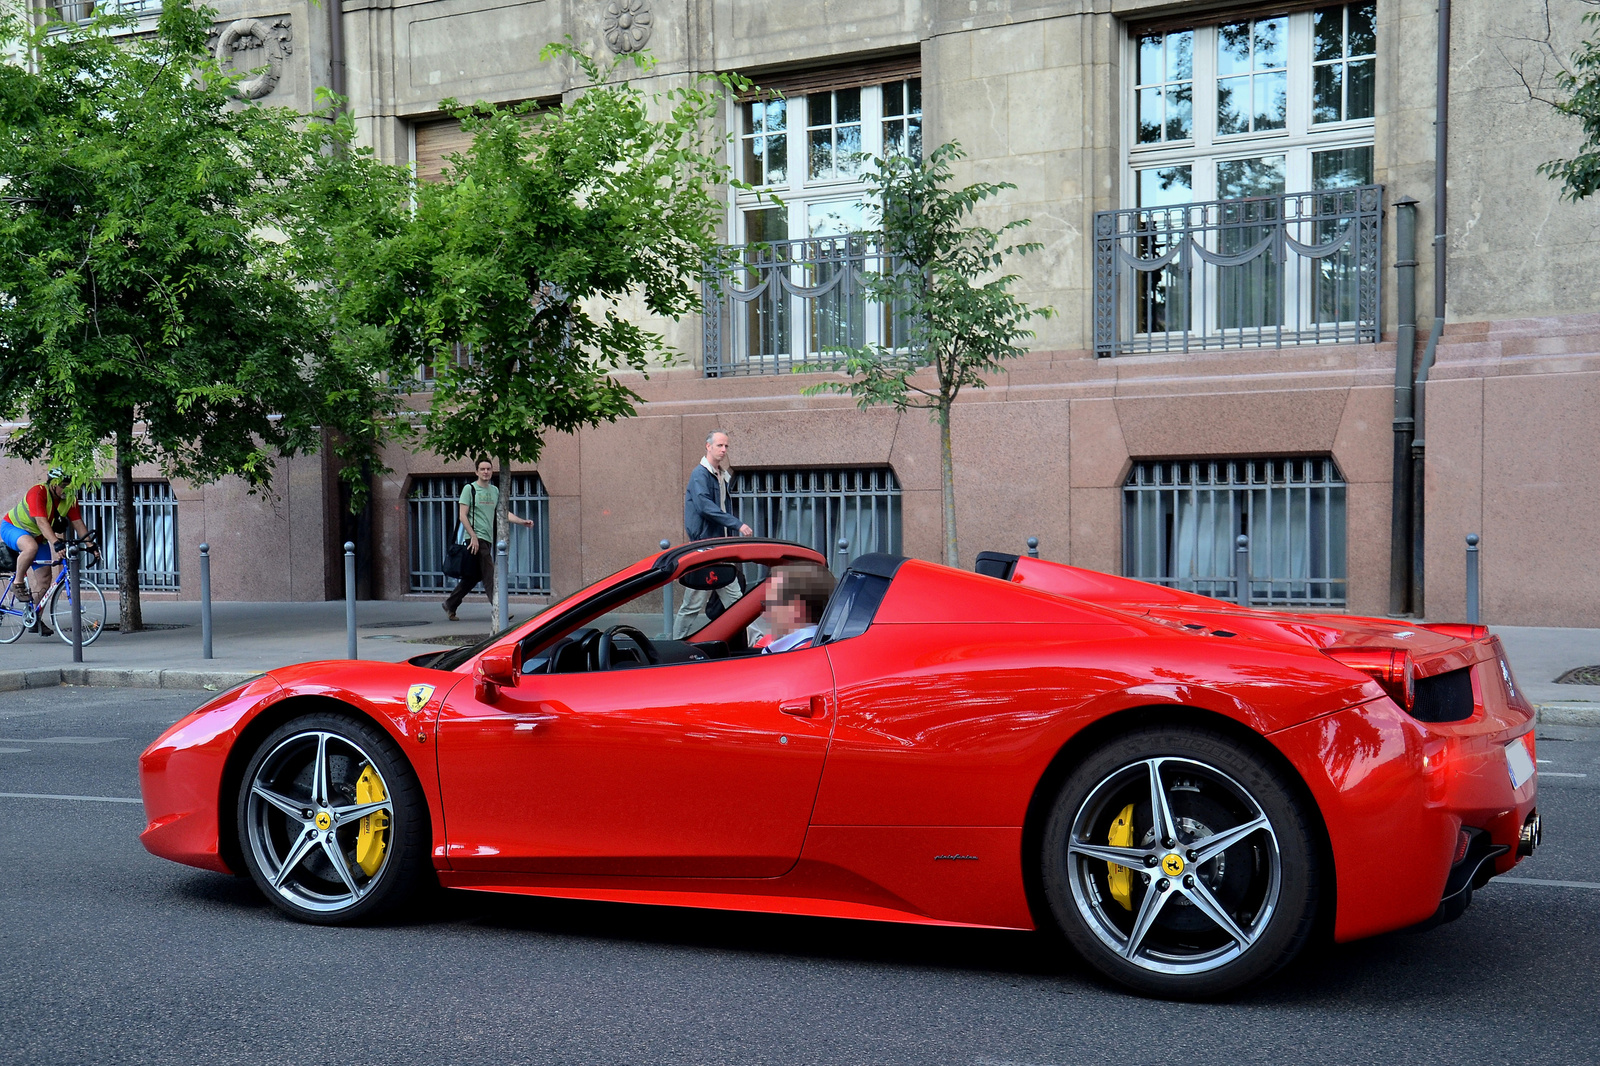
[730,468,901,574]
[1122,457,1346,607]
[75,481,179,591]
[407,474,550,593]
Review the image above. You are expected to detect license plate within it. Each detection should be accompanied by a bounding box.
[1506,737,1536,789]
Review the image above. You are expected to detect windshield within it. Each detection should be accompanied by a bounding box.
[411,558,654,673]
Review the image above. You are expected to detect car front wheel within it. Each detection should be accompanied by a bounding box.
[1041,725,1321,998]
[237,712,430,923]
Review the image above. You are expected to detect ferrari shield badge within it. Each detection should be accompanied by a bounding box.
[406,684,435,716]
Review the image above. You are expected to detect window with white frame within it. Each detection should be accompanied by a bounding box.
[735,77,920,244]
[1106,4,1378,351]
[1128,5,1375,209]
[713,72,920,373]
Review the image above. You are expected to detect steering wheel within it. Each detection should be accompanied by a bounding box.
[598,624,659,670]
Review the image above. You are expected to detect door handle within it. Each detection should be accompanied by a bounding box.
[780,695,827,718]
[508,710,557,733]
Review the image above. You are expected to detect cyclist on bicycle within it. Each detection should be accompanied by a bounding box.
[2,468,90,627]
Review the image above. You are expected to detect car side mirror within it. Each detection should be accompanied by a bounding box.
[475,645,521,702]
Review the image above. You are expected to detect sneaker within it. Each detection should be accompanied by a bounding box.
[443,603,458,622]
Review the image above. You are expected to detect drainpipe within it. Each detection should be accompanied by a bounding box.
[329,0,347,113]
[1389,197,1419,616]
[1411,0,1450,617]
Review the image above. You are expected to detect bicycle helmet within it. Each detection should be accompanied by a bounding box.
[46,467,65,484]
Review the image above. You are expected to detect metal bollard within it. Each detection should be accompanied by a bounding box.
[344,541,357,660]
[660,539,672,636]
[1236,535,1250,607]
[199,543,212,660]
[1466,533,1480,625]
[837,538,849,573]
[70,540,83,663]
[1027,536,1039,559]
[496,540,509,630]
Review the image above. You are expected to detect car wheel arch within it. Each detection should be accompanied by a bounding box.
[1018,703,1337,946]
[216,693,420,878]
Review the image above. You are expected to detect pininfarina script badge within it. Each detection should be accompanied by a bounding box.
[406,684,435,715]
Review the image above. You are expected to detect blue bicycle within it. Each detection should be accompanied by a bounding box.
[0,531,107,645]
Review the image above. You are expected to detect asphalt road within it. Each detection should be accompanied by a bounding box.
[2,687,1597,1066]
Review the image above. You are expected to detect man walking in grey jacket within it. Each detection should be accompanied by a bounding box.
[674,429,752,638]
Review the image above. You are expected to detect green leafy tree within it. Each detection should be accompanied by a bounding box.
[1539,8,1600,199]
[349,45,742,628]
[806,142,1053,568]
[0,7,405,628]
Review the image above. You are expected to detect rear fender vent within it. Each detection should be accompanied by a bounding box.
[1411,667,1475,723]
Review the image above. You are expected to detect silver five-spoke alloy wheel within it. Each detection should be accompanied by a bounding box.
[1066,756,1280,974]
[238,713,427,922]
[1042,726,1319,998]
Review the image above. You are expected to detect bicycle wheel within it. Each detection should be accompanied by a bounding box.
[0,582,27,644]
[49,575,107,646]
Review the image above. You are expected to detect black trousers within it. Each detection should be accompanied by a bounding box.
[444,550,495,613]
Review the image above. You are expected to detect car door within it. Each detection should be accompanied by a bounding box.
[435,646,836,878]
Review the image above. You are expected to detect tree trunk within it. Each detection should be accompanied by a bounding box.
[490,454,512,631]
[115,435,143,633]
[939,407,958,568]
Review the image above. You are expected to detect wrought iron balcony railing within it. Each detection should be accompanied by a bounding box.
[702,236,903,378]
[1094,184,1383,357]
[45,0,161,25]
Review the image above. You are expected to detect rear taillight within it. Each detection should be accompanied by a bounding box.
[1325,647,1416,711]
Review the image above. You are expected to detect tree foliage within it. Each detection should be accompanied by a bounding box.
[0,5,403,626]
[1536,7,1600,199]
[342,44,741,626]
[805,142,1053,567]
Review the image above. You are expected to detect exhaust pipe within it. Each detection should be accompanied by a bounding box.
[1518,810,1541,856]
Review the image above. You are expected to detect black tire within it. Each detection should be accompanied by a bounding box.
[1040,725,1320,998]
[236,712,432,924]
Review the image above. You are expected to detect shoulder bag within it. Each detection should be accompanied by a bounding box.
[442,484,480,581]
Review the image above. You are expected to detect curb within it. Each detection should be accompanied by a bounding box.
[1536,701,1600,727]
[0,666,261,693]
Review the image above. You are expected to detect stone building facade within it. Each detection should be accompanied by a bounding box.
[9,0,1600,625]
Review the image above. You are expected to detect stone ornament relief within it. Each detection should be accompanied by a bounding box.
[211,17,293,100]
[601,0,652,54]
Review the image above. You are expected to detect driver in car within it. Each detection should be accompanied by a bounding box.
[751,565,834,654]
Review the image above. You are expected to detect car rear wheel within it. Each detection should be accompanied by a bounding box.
[1041,725,1320,998]
[237,712,430,924]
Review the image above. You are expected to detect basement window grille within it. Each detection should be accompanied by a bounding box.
[408,474,551,594]
[1123,457,1346,607]
[730,468,901,574]
[76,481,179,591]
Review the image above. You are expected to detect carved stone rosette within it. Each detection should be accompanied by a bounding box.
[601,0,652,54]
[211,17,294,100]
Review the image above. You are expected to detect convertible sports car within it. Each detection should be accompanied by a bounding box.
[139,539,1540,997]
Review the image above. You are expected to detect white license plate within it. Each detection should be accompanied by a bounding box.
[1506,738,1536,789]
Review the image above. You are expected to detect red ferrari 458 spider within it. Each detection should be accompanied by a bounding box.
[139,539,1541,997]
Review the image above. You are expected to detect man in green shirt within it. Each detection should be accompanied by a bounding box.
[444,458,536,621]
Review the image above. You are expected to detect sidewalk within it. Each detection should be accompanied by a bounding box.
[0,602,1597,725]
[0,598,534,692]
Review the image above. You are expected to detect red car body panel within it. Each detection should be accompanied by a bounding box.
[139,543,1537,945]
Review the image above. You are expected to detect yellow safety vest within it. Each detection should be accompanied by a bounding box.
[6,486,76,537]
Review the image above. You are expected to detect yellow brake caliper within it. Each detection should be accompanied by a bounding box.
[1107,803,1135,911]
[354,765,389,877]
